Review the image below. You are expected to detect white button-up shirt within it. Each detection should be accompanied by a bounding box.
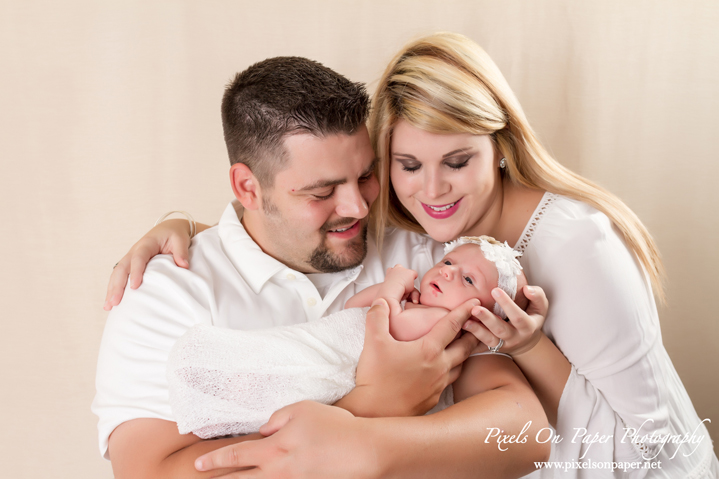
[92,202,444,458]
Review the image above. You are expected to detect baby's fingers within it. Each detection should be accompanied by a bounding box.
[409,288,420,304]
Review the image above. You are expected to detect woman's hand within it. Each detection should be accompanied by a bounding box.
[103,219,194,310]
[462,285,548,356]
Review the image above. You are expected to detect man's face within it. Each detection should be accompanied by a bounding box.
[252,126,379,273]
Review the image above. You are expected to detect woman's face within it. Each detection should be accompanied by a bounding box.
[390,120,502,242]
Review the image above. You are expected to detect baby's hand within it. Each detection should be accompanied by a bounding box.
[462,285,548,356]
[385,264,417,289]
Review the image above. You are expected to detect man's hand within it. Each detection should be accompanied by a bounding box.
[195,401,381,479]
[336,298,480,417]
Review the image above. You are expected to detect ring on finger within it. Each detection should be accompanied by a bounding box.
[488,338,504,354]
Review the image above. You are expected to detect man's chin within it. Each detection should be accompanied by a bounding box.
[309,226,368,273]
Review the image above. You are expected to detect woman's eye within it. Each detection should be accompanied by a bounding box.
[313,189,335,200]
[395,158,421,173]
[463,276,473,285]
[445,158,470,170]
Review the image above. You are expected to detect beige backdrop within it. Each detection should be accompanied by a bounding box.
[1,1,717,477]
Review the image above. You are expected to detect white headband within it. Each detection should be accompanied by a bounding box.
[443,236,523,319]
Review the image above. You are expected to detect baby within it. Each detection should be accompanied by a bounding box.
[346,235,528,341]
[168,236,528,438]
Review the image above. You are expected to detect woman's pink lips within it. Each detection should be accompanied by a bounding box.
[420,198,462,219]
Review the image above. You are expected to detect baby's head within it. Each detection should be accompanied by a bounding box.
[419,236,528,318]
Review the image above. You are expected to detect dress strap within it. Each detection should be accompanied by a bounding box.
[513,192,559,254]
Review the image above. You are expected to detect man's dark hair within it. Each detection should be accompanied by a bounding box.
[221,57,370,187]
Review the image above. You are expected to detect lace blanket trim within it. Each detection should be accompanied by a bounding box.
[513,192,559,254]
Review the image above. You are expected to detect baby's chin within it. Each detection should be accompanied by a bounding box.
[418,292,442,309]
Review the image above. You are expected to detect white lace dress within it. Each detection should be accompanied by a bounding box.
[518,193,718,478]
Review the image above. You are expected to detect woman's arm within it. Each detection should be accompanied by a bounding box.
[104,218,209,310]
[465,286,571,426]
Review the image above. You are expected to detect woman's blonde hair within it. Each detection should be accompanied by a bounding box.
[369,32,665,300]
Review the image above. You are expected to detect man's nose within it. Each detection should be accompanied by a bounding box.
[335,184,369,219]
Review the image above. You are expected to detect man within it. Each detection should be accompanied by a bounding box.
[93,57,549,478]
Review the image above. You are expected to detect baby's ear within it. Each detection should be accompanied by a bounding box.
[514,271,530,311]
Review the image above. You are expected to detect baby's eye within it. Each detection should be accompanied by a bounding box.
[463,276,473,285]
[443,260,451,265]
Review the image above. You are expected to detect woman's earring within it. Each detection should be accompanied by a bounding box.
[499,158,507,169]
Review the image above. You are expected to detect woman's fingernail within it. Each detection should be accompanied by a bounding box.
[491,288,501,299]
[195,458,206,471]
[525,286,535,294]
[463,320,477,332]
[472,299,480,306]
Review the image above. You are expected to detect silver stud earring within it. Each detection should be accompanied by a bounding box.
[499,158,507,169]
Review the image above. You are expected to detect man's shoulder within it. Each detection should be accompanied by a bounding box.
[142,225,227,286]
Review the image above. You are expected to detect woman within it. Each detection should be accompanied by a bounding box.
[105,33,717,477]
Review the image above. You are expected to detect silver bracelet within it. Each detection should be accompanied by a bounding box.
[154,210,197,238]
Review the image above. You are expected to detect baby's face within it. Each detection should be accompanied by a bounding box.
[419,244,498,311]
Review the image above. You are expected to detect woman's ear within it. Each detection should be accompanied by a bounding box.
[230,163,262,210]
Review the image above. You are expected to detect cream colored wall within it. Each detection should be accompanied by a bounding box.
[1,1,717,477]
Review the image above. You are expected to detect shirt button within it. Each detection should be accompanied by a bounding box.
[286,273,296,280]
[306,297,317,307]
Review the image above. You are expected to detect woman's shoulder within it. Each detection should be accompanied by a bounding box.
[519,193,617,252]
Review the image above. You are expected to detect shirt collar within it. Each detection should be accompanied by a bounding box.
[218,202,288,294]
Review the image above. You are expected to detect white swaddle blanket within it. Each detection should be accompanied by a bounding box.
[168,306,453,439]
[168,307,367,438]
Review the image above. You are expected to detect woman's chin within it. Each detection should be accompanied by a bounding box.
[420,224,462,243]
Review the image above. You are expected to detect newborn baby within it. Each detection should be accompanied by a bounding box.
[168,236,527,438]
[345,235,529,341]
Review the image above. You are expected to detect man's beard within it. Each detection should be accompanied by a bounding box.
[262,194,369,273]
[307,221,368,273]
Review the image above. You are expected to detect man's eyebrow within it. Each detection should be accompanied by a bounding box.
[362,158,378,176]
[297,178,347,192]
[297,159,376,192]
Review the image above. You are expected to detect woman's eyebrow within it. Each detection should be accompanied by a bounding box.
[392,152,417,159]
[442,148,473,158]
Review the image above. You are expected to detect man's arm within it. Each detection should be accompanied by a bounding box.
[196,367,549,479]
[197,301,550,478]
[108,418,262,479]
